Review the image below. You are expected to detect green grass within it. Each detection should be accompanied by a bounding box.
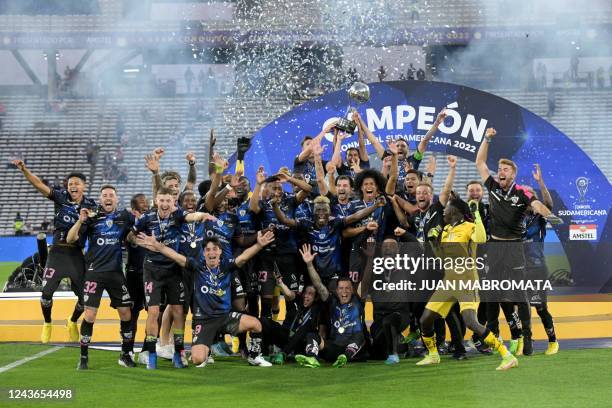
[0,262,19,289]
[0,344,611,407]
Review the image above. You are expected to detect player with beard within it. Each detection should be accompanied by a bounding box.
[475,128,562,357]
[249,166,312,319]
[128,187,216,369]
[353,109,447,190]
[295,247,370,368]
[136,232,276,367]
[523,164,559,356]
[273,194,386,288]
[13,160,96,343]
[261,245,326,365]
[392,156,466,358]
[343,142,398,286]
[465,180,514,354]
[416,198,518,370]
[125,193,149,353]
[67,185,135,370]
[362,238,415,365]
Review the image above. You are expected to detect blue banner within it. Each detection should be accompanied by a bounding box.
[232,80,611,291]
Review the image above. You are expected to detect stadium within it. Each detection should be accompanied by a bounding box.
[0,0,611,407]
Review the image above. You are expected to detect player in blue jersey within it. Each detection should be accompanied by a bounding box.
[522,164,559,356]
[293,121,338,196]
[249,166,312,319]
[136,231,276,367]
[272,195,386,288]
[295,245,370,368]
[128,186,216,369]
[354,109,446,191]
[13,159,97,343]
[156,189,208,362]
[67,185,135,370]
[343,141,399,286]
[125,193,149,350]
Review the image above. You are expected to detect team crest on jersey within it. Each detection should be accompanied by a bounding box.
[239,210,246,216]
[217,219,224,227]
[511,196,519,204]
[319,233,325,239]
[84,294,89,302]
[106,219,113,228]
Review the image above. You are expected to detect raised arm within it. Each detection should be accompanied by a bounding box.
[235,230,275,268]
[385,141,399,195]
[208,129,216,176]
[354,111,385,159]
[185,151,196,192]
[356,124,369,162]
[313,141,328,196]
[271,198,298,227]
[475,128,496,182]
[417,109,447,154]
[145,148,163,201]
[299,244,328,301]
[439,155,457,206]
[422,155,436,184]
[13,160,51,197]
[532,164,553,210]
[297,121,337,163]
[330,131,346,168]
[326,162,337,196]
[205,153,226,212]
[249,166,266,214]
[136,233,187,268]
[390,195,409,227]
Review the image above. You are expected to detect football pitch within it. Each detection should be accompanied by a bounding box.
[1,344,611,407]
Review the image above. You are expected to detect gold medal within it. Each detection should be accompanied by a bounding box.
[338,327,345,334]
[190,242,196,249]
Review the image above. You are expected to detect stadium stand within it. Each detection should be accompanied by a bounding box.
[0,0,609,33]
[1,88,610,235]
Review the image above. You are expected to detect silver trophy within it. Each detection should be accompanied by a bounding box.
[575,177,589,202]
[335,82,370,134]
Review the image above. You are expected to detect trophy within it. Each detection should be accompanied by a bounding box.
[334,82,370,134]
[575,177,589,202]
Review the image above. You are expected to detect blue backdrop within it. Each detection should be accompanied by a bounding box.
[229,80,611,291]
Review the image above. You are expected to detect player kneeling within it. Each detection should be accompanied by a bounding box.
[137,231,275,367]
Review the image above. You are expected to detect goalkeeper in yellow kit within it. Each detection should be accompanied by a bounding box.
[416,198,518,371]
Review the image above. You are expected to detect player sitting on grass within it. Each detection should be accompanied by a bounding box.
[294,245,370,368]
[136,231,276,367]
[260,245,325,365]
